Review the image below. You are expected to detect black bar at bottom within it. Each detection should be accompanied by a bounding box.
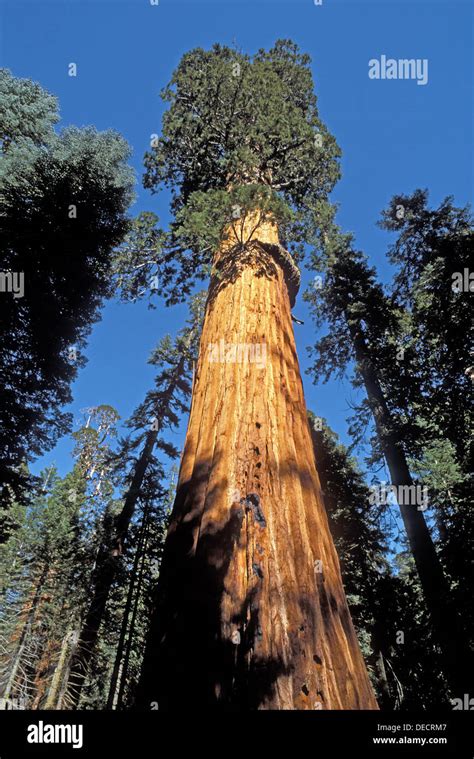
[0,710,473,758]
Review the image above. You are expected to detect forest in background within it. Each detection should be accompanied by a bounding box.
[0,40,472,711]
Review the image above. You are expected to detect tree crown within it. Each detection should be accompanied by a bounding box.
[118,40,341,305]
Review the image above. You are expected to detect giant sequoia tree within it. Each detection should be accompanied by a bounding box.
[135,41,377,710]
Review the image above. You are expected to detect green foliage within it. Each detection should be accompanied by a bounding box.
[377,192,473,643]
[145,40,339,202]
[379,190,473,462]
[306,191,473,471]
[123,291,206,459]
[306,190,474,702]
[305,231,414,465]
[0,67,58,149]
[112,211,166,307]
[116,40,340,305]
[0,467,89,706]
[308,414,451,709]
[0,69,134,510]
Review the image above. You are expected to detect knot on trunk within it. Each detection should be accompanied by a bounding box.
[209,239,300,308]
[258,241,300,307]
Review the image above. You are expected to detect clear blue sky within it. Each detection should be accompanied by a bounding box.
[1,0,472,480]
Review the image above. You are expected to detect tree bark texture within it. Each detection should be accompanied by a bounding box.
[138,217,378,710]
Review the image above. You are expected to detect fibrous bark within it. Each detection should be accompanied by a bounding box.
[138,217,378,710]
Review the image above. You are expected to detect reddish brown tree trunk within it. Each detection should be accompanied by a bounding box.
[138,216,377,710]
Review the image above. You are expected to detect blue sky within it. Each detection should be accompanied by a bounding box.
[1,0,472,480]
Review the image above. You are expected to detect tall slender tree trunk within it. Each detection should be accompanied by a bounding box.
[137,216,377,710]
[349,324,473,697]
[66,368,184,708]
[53,630,81,710]
[2,564,48,704]
[65,538,117,707]
[107,508,149,710]
[374,649,391,707]
[115,521,149,709]
[43,628,76,710]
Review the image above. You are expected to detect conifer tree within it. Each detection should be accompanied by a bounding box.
[134,41,377,710]
[306,219,473,698]
[0,467,88,708]
[0,69,134,518]
[379,191,473,644]
[308,414,452,709]
[106,469,177,711]
[66,300,203,707]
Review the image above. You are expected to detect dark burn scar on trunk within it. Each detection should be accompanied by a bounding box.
[240,493,266,527]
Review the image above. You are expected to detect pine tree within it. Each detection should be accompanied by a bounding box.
[0,467,88,708]
[65,300,203,707]
[106,469,177,711]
